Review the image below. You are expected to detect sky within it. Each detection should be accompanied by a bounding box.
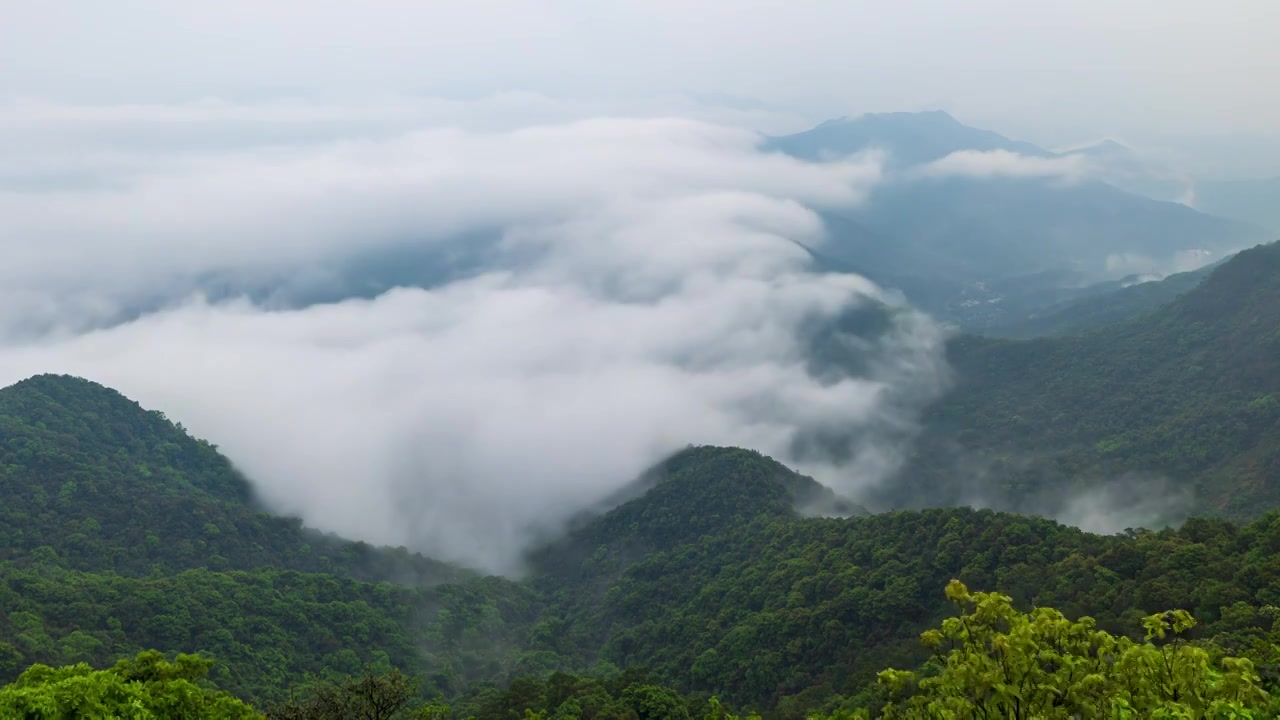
[1,1,1276,572]
[4,1,1280,145]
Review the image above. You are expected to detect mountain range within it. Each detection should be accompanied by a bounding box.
[768,111,1271,332]
[6,110,1280,718]
[6,370,1280,716]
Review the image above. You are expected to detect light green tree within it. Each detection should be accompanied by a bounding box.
[0,650,261,719]
[861,580,1272,719]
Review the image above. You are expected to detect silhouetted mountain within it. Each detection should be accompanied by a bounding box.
[765,110,1049,167]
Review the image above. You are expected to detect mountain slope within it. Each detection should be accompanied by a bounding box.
[0,374,464,584]
[883,241,1280,518]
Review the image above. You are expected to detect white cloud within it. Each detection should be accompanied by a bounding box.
[0,113,877,336]
[916,149,1090,182]
[1105,248,1219,278]
[0,107,949,573]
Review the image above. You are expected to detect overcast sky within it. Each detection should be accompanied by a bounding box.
[5,0,1280,146]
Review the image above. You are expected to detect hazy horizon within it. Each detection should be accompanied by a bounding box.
[5,1,1280,177]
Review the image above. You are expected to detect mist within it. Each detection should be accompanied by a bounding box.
[0,111,951,573]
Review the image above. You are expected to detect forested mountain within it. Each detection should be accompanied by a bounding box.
[9,257,1280,720]
[885,241,1280,521]
[0,374,464,585]
[8,375,1280,717]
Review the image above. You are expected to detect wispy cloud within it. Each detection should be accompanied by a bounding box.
[915,149,1090,182]
[0,102,949,573]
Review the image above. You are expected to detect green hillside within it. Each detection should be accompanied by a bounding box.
[0,374,464,585]
[7,377,1280,717]
[885,241,1280,519]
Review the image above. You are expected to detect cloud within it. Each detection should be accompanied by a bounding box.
[916,149,1090,182]
[0,105,949,573]
[1053,474,1192,535]
[1105,248,1219,278]
[0,111,875,337]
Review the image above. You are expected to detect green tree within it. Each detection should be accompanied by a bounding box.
[268,666,420,720]
[870,580,1272,719]
[0,650,260,719]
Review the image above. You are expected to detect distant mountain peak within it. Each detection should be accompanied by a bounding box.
[766,110,1050,166]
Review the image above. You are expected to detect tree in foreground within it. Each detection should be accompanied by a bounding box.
[862,580,1272,719]
[267,666,444,720]
[0,650,261,719]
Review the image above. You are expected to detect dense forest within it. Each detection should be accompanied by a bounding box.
[6,377,1280,717]
[5,243,1280,717]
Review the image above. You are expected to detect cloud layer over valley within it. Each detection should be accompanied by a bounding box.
[0,103,951,572]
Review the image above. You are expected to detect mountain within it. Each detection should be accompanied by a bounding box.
[8,385,1280,716]
[881,241,1280,520]
[0,374,463,584]
[770,112,1270,331]
[1194,176,1280,233]
[764,110,1050,168]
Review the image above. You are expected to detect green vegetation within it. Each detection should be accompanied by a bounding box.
[0,373,465,585]
[8,257,1280,720]
[0,650,261,718]
[886,241,1280,520]
[873,581,1272,719]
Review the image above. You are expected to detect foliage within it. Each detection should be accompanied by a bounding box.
[0,374,466,586]
[0,649,261,718]
[0,561,540,704]
[871,580,1271,719]
[9,374,1280,717]
[267,666,420,720]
